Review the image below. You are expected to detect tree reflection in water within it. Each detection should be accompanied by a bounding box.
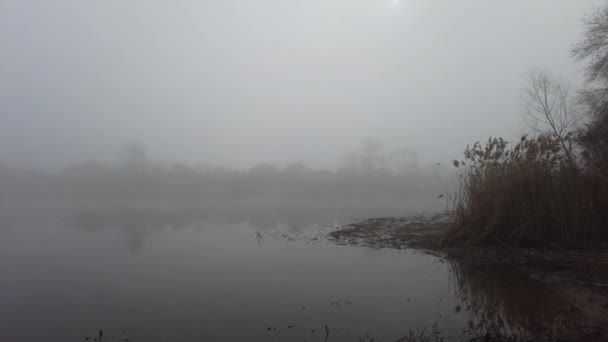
[448,260,583,340]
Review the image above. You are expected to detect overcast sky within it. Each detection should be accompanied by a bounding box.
[0,0,603,169]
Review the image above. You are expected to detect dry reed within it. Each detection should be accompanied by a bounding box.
[446,134,608,246]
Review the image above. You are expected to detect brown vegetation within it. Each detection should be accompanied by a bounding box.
[445,135,608,246]
[444,2,608,247]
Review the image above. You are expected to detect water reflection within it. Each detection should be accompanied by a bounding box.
[448,261,583,340]
[60,207,201,252]
[0,200,586,341]
[56,205,343,252]
[1,198,410,252]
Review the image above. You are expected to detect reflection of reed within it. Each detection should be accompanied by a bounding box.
[448,261,581,339]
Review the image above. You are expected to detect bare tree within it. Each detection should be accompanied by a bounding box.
[120,141,149,171]
[572,5,608,83]
[523,69,579,170]
[388,148,419,175]
[344,138,387,174]
[572,4,608,174]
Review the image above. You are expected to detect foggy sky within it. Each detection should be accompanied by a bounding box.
[0,0,602,169]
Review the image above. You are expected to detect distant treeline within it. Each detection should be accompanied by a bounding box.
[0,141,450,200]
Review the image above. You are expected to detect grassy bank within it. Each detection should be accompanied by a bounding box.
[445,135,608,247]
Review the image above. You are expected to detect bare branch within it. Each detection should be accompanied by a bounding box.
[522,68,579,171]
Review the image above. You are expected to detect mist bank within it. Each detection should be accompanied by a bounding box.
[0,141,452,202]
[0,161,450,200]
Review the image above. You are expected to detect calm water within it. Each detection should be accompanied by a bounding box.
[0,200,578,341]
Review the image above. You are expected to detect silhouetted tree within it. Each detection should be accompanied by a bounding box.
[572,3,608,175]
[388,148,420,175]
[522,69,579,171]
[119,141,148,171]
[344,138,387,174]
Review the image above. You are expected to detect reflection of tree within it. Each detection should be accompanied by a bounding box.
[60,207,202,252]
[2,197,437,253]
[448,261,581,339]
[53,200,357,252]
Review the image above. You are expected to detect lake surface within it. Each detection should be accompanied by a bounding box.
[0,200,578,341]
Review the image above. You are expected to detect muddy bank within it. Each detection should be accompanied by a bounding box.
[328,212,451,250]
[328,213,608,341]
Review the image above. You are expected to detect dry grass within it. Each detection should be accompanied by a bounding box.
[445,135,608,247]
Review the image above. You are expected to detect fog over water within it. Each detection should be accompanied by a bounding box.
[0,0,601,170]
[0,201,580,341]
[0,1,602,341]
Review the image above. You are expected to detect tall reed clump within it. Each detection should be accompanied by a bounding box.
[446,134,608,246]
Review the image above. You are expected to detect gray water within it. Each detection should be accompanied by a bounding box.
[0,200,577,341]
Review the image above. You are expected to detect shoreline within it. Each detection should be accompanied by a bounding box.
[328,213,608,341]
